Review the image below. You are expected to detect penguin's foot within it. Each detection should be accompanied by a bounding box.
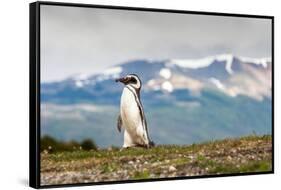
[119,147,130,151]
[145,141,155,148]
[149,141,155,147]
[120,144,139,151]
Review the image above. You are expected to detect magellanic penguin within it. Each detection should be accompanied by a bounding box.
[115,74,154,148]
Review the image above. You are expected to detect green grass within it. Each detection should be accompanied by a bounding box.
[41,135,272,185]
[208,160,272,174]
[133,170,150,180]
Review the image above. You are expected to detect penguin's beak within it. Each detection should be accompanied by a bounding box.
[115,77,130,84]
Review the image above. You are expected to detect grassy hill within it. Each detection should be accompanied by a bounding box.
[41,135,272,186]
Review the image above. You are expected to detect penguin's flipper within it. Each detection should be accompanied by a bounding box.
[117,114,122,133]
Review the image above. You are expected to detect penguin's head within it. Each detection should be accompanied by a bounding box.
[115,74,142,90]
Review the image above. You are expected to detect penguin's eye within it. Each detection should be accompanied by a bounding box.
[130,77,137,84]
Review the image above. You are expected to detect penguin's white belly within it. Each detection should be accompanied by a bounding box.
[120,88,143,143]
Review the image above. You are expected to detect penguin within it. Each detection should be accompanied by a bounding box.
[115,74,154,148]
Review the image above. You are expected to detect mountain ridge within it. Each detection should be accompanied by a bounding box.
[41,54,272,103]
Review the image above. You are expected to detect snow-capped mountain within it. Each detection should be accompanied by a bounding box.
[41,54,272,147]
[148,54,271,100]
[41,54,272,104]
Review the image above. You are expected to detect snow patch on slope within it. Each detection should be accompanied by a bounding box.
[167,54,271,75]
[209,77,225,90]
[239,57,270,68]
[161,81,173,92]
[96,66,123,82]
[159,68,172,79]
[147,79,161,91]
[216,54,234,74]
[103,66,122,76]
[75,80,84,88]
[168,54,234,74]
[73,73,92,81]
[168,56,214,69]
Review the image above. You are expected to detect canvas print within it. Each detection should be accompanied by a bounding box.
[39,4,273,186]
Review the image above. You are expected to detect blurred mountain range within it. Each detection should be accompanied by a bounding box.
[41,54,272,147]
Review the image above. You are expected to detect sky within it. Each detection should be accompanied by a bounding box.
[41,5,272,82]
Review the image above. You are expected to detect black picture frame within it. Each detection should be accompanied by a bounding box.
[29,1,274,189]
